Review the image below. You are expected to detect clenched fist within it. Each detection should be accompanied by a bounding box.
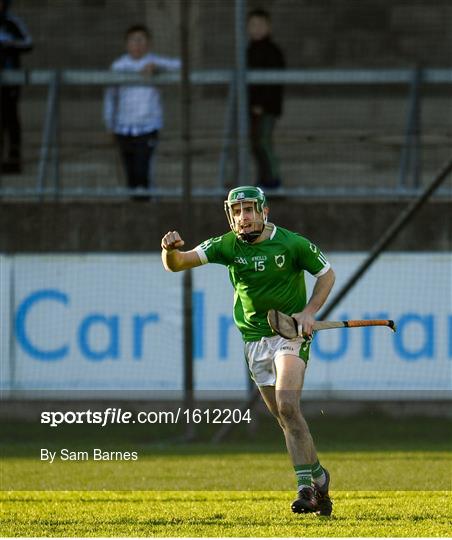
[161,230,185,251]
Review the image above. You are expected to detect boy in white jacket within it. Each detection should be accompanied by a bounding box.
[104,25,180,199]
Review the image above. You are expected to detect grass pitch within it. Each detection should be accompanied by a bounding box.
[1,490,450,537]
[1,413,451,536]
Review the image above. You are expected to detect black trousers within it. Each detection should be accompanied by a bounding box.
[115,130,159,191]
[249,113,281,188]
[0,87,21,164]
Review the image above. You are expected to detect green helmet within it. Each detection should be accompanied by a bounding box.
[224,186,268,242]
[225,186,267,211]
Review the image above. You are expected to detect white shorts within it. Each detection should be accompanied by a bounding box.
[244,334,311,387]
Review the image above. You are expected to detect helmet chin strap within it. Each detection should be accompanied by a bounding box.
[238,226,264,243]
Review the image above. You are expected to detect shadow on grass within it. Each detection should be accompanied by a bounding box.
[0,411,450,458]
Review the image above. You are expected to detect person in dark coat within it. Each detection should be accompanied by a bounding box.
[247,8,285,189]
[0,0,33,174]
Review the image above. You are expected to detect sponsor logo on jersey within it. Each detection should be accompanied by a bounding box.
[275,254,285,268]
[251,255,267,261]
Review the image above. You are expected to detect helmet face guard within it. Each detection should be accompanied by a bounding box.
[224,186,268,243]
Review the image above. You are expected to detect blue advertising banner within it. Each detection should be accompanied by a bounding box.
[1,253,450,399]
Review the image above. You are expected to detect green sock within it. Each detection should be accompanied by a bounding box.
[294,464,312,491]
[311,459,326,486]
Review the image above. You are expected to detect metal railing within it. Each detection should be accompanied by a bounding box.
[1,67,451,199]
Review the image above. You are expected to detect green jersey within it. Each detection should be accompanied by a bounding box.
[195,225,330,342]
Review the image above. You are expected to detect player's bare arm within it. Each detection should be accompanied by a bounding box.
[161,230,202,272]
[293,267,335,336]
